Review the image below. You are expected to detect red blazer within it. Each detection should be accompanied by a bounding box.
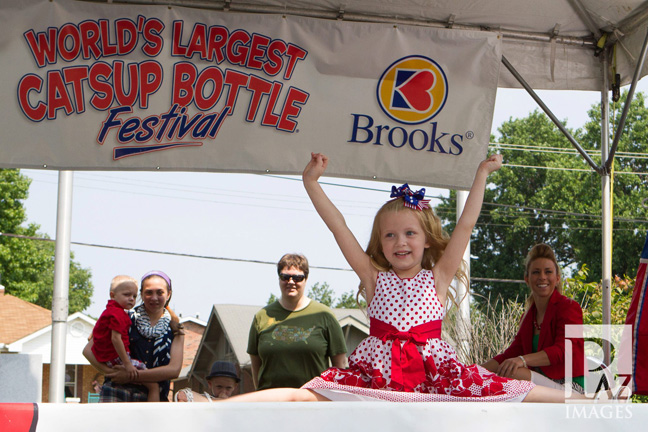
[493,290,584,379]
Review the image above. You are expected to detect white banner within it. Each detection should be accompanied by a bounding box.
[0,0,501,189]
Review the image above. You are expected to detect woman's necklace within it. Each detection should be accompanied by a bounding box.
[533,314,542,332]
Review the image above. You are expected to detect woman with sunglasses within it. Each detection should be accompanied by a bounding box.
[247,253,348,390]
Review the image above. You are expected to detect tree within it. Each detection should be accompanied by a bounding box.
[309,283,367,308]
[307,282,334,306]
[266,293,278,305]
[334,290,367,309]
[437,92,648,304]
[0,169,93,313]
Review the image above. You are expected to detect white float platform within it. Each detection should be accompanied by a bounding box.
[1,401,646,432]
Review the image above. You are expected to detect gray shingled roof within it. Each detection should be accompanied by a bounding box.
[212,304,264,365]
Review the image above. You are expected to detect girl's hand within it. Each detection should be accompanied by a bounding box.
[302,152,329,182]
[479,154,503,175]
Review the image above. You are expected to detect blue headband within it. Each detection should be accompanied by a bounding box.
[141,270,172,290]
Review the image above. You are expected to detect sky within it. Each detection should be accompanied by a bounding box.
[17,79,648,322]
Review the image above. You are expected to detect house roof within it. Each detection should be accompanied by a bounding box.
[0,291,51,345]
[330,308,369,334]
[180,316,207,327]
[212,304,263,365]
[4,311,96,364]
[179,316,207,372]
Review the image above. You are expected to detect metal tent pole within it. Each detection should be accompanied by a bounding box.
[598,28,648,364]
[455,190,471,358]
[600,52,612,366]
[49,171,74,403]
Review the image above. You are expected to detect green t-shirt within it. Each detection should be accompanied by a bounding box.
[247,300,347,390]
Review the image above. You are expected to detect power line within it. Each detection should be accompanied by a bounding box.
[504,163,648,176]
[0,232,532,284]
[494,142,648,159]
[25,171,385,217]
[25,170,648,231]
[472,222,643,232]
[0,232,354,272]
[472,277,525,284]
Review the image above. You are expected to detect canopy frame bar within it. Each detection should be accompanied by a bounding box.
[567,0,603,40]
[500,55,602,173]
[106,0,595,48]
[606,0,648,44]
[502,26,648,175]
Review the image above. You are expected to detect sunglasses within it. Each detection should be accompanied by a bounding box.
[279,273,306,282]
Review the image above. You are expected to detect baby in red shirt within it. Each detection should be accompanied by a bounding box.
[91,275,159,401]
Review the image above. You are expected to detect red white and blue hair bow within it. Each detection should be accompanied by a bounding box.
[390,184,431,210]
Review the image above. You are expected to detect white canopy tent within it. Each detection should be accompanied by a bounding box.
[130,0,648,91]
[17,0,648,401]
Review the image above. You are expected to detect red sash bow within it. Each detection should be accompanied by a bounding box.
[370,318,442,391]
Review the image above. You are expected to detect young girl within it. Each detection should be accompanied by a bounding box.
[228,152,569,403]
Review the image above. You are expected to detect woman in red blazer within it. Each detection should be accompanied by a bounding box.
[482,244,585,393]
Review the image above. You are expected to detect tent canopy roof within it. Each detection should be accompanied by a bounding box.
[111,0,648,90]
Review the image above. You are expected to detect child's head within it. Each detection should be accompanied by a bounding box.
[109,275,138,310]
[366,197,450,272]
[360,188,466,307]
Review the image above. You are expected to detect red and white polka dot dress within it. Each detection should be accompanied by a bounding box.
[303,269,535,402]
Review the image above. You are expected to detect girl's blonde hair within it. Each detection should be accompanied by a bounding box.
[523,243,562,312]
[358,198,468,307]
[109,275,138,294]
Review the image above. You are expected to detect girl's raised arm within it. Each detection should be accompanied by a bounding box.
[433,154,502,301]
[303,153,376,297]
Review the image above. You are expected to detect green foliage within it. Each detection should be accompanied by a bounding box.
[438,91,648,304]
[266,293,278,305]
[308,283,367,309]
[308,282,334,307]
[334,290,367,309]
[0,169,93,313]
[562,265,634,326]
